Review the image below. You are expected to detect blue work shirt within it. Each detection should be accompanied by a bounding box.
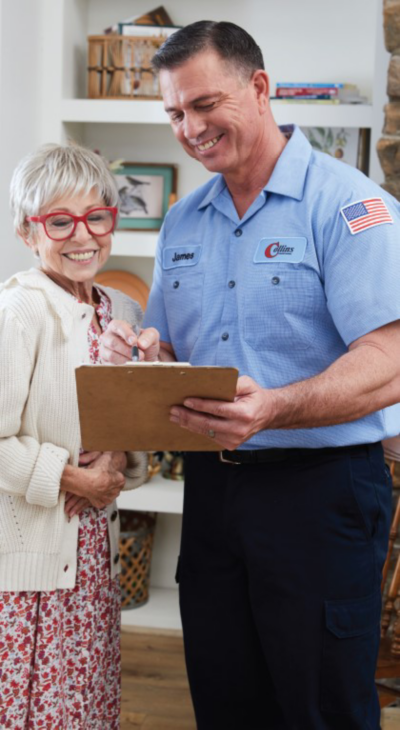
[143,125,400,449]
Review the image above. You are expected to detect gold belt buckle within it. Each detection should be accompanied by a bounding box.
[219,451,241,465]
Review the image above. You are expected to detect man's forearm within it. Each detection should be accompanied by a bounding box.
[265,341,400,431]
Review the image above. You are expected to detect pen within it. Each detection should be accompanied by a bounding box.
[132,324,140,362]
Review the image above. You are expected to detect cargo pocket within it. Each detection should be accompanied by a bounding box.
[321,589,381,714]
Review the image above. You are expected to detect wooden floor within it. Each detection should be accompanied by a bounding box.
[121,629,400,729]
[121,629,196,729]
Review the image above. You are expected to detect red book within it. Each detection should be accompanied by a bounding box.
[276,87,339,97]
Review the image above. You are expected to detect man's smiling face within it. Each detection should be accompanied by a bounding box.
[160,49,267,178]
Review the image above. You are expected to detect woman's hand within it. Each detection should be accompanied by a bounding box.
[99,320,160,364]
[60,451,126,513]
[64,492,91,518]
[63,451,127,517]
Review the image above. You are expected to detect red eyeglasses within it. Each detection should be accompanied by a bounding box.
[27,207,118,241]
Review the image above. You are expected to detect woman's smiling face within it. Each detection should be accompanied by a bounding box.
[27,189,113,290]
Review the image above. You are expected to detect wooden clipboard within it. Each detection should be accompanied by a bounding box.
[75,364,239,451]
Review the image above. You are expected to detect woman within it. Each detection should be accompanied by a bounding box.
[0,142,159,728]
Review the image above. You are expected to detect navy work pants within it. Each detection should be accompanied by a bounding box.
[178,444,391,730]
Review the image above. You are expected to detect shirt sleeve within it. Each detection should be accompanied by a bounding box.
[0,308,69,507]
[142,222,171,342]
[320,190,400,346]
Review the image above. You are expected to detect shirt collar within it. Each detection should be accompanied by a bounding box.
[198,174,227,210]
[197,125,312,210]
[265,125,312,201]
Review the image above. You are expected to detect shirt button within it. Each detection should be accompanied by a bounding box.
[221,332,229,341]
[271,276,280,285]
[234,229,243,237]
[81,313,86,319]
[228,280,236,288]
[173,281,179,289]
[114,553,120,565]
[64,565,69,572]
[111,510,118,522]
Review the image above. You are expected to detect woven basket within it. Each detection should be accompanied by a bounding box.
[119,510,157,610]
[87,35,164,99]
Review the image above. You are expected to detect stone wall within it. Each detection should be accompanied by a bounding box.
[378,0,400,198]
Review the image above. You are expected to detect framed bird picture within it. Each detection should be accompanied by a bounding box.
[112,162,178,230]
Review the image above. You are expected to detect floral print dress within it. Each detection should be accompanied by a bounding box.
[0,290,121,729]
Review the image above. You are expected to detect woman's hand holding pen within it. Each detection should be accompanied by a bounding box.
[99,320,160,364]
[61,451,127,517]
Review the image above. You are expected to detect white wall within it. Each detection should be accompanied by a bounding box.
[0,0,44,281]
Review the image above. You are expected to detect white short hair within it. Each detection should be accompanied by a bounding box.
[10,141,119,236]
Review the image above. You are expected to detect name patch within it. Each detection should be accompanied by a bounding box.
[254,237,307,264]
[163,245,202,270]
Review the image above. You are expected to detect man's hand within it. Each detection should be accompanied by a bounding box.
[170,375,272,450]
[100,320,160,364]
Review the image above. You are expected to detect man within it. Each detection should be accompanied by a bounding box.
[101,21,400,730]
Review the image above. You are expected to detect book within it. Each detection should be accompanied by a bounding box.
[104,5,173,34]
[120,24,181,38]
[276,82,344,88]
[75,363,239,451]
[271,97,340,104]
[276,87,339,97]
[271,94,338,101]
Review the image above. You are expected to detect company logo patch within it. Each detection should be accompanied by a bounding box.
[163,245,202,270]
[340,198,393,235]
[254,237,307,264]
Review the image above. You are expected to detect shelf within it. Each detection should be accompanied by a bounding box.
[271,101,373,128]
[111,230,158,257]
[61,99,169,124]
[121,586,181,631]
[60,98,373,129]
[118,473,184,514]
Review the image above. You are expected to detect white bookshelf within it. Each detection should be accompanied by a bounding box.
[60,98,374,130]
[271,102,374,129]
[112,231,158,258]
[60,99,170,124]
[36,0,389,630]
[121,587,181,631]
[118,473,183,514]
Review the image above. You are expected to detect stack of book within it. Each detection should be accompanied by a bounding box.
[104,5,181,38]
[271,83,368,104]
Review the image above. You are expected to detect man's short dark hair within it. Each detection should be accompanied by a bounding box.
[152,20,264,80]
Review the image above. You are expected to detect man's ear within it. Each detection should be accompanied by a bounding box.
[252,69,270,113]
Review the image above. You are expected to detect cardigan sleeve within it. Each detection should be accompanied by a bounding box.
[0,308,69,507]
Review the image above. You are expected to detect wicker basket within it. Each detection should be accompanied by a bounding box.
[87,35,165,99]
[119,510,157,609]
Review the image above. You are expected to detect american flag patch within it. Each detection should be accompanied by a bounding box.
[340,198,393,235]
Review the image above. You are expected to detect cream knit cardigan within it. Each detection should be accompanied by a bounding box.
[0,268,148,591]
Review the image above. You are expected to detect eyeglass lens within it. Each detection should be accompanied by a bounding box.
[46,209,114,239]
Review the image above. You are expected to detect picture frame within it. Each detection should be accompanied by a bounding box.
[113,162,178,231]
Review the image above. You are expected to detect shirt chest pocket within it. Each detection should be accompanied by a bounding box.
[162,271,204,361]
[244,270,320,352]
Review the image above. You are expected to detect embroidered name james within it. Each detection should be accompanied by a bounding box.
[172,252,195,262]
